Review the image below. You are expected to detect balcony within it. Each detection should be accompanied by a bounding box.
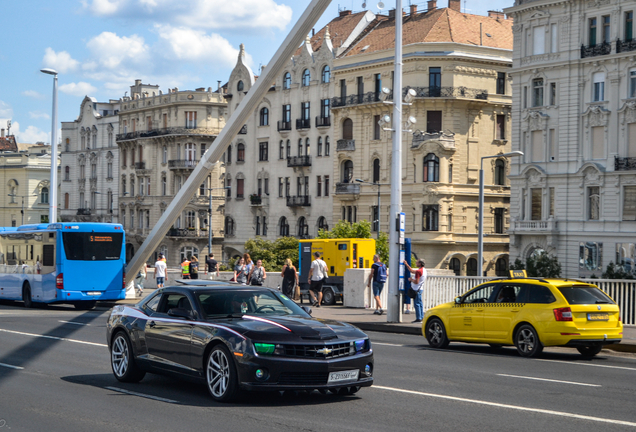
[134,162,146,170]
[168,159,199,170]
[616,156,636,171]
[296,118,311,130]
[409,86,488,100]
[277,120,292,132]
[249,195,269,207]
[617,39,636,53]
[238,124,247,135]
[315,116,331,128]
[335,182,360,196]
[511,219,559,233]
[337,139,355,151]
[332,92,382,108]
[77,209,91,216]
[412,130,456,151]
[286,195,311,207]
[116,126,220,141]
[287,155,312,167]
[167,228,205,238]
[581,42,611,58]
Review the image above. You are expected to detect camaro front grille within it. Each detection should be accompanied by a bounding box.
[283,342,353,359]
[277,372,328,385]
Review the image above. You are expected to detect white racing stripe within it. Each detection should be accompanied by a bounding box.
[537,359,636,372]
[105,387,178,404]
[0,328,107,347]
[0,362,24,370]
[497,373,601,387]
[59,321,91,326]
[374,385,636,427]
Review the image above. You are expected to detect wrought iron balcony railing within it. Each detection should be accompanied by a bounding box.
[335,183,360,195]
[332,91,383,108]
[116,126,220,141]
[277,120,292,131]
[287,155,312,167]
[336,139,355,151]
[409,86,488,100]
[168,159,199,169]
[296,118,311,130]
[76,208,91,216]
[134,162,146,170]
[581,42,611,58]
[286,195,311,207]
[617,39,636,53]
[616,156,636,171]
[316,116,331,127]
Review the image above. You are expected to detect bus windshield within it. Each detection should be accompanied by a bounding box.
[62,232,123,261]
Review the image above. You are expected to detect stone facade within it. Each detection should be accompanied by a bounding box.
[60,96,120,223]
[505,0,636,277]
[116,80,227,266]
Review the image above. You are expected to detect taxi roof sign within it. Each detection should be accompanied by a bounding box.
[510,270,527,278]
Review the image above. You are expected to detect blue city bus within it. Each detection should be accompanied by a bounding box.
[0,223,126,309]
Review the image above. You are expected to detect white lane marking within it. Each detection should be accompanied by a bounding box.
[374,385,636,427]
[0,362,24,370]
[497,373,601,387]
[105,387,178,404]
[59,320,91,326]
[373,342,406,347]
[0,328,107,347]
[537,359,636,372]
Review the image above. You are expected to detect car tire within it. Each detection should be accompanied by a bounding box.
[206,345,240,402]
[425,318,450,349]
[514,324,544,358]
[74,301,97,310]
[577,345,603,357]
[22,283,33,309]
[322,287,336,306]
[110,331,146,383]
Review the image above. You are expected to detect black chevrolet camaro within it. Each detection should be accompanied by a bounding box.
[106,285,374,402]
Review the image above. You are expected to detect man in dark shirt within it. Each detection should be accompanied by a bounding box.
[206,253,219,280]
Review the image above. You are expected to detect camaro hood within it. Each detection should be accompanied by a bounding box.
[213,315,366,342]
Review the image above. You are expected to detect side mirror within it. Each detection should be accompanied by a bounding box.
[168,308,194,320]
[301,306,313,316]
[454,297,461,304]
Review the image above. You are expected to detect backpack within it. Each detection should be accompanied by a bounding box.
[376,263,387,283]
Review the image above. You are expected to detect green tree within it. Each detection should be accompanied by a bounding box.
[510,252,562,278]
[602,261,634,279]
[317,220,389,264]
[243,236,300,272]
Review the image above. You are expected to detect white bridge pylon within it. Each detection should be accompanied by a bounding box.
[125,0,334,281]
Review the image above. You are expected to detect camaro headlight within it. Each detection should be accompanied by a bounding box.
[254,343,276,355]
[355,339,367,352]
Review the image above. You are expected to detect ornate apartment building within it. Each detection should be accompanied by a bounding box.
[60,97,120,223]
[116,80,227,264]
[331,2,514,275]
[505,0,636,277]
[222,11,376,259]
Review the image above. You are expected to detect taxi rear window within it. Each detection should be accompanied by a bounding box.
[557,286,615,305]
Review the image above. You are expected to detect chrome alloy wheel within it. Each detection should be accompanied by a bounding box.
[207,349,230,398]
[111,334,130,378]
[517,328,536,354]
[428,321,444,345]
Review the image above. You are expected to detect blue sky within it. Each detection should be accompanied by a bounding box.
[0,0,512,144]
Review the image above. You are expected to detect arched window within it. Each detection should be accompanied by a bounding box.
[322,65,331,83]
[121,149,127,167]
[286,140,291,158]
[342,118,353,140]
[64,166,70,181]
[298,217,309,238]
[466,258,478,276]
[450,258,461,276]
[226,144,232,164]
[302,69,311,87]
[237,80,244,92]
[237,143,245,162]
[422,205,439,231]
[495,257,509,276]
[372,158,380,183]
[259,107,269,126]
[298,139,303,156]
[423,153,439,182]
[65,138,70,152]
[41,187,49,204]
[279,217,290,237]
[317,216,329,232]
[279,140,284,160]
[305,138,310,155]
[325,136,330,156]
[495,159,506,186]
[225,217,235,236]
[283,72,292,89]
[317,137,323,156]
[186,210,196,229]
[162,146,167,164]
[342,160,354,183]
[64,193,70,210]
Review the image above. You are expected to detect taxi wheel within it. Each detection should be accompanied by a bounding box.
[514,325,544,358]
[576,345,603,357]
[426,318,450,349]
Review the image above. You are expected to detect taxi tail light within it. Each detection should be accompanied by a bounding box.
[56,273,64,290]
[553,307,573,321]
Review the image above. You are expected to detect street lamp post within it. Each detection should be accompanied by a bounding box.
[355,179,389,239]
[7,194,38,225]
[478,151,524,277]
[41,68,59,224]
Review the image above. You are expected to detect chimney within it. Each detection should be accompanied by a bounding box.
[1,129,4,138]
[389,8,396,18]
[339,9,352,17]
[488,10,506,20]
[449,0,461,12]
[428,0,437,10]
[410,4,417,15]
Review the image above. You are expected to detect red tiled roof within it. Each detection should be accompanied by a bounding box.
[295,11,371,56]
[0,135,17,152]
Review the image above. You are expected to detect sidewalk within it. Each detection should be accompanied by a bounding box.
[99,295,636,354]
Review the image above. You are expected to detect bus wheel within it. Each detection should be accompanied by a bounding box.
[22,283,33,308]
[75,301,97,310]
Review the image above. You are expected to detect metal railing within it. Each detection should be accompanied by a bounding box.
[581,42,611,58]
[277,120,292,131]
[332,91,382,108]
[335,183,360,195]
[168,159,199,169]
[512,219,559,232]
[287,155,312,167]
[617,38,636,53]
[134,162,146,170]
[296,118,311,130]
[76,208,91,216]
[336,139,355,151]
[316,116,331,127]
[286,195,311,207]
[116,126,220,141]
[615,156,636,171]
[167,228,205,237]
[410,86,488,100]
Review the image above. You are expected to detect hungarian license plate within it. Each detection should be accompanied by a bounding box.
[587,313,609,321]
[328,369,359,384]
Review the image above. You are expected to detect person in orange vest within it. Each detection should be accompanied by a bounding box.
[181,257,191,279]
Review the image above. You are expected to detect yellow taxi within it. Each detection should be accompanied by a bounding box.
[422,271,624,357]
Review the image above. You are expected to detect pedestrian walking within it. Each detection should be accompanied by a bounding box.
[190,255,199,280]
[403,258,427,323]
[233,257,248,285]
[366,254,387,315]
[206,253,219,280]
[154,257,167,288]
[307,252,327,307]
[280,258,299,299]
[243,253,254,275]
[135,262,148,297]
[181,256,191,280]
[247,259,266,286]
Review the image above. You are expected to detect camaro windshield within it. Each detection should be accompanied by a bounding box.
[197,290,310,319]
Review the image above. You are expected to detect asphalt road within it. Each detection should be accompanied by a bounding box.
[1,302,636,432]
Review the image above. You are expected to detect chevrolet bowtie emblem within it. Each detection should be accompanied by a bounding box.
[317,347,332,355]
